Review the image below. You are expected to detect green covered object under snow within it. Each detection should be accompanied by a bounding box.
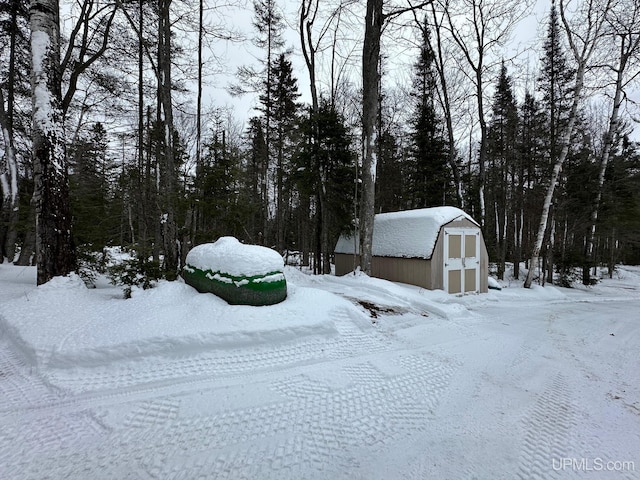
[182,237,287,306]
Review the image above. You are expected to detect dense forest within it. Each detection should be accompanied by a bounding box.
[1,0,639,287]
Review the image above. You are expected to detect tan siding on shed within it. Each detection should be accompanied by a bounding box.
[372,256,432,289]
[334,214,489,293]
[335,253,359,276]
[336,254,431,289]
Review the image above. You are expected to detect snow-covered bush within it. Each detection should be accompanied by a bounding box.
[107,258,162,298]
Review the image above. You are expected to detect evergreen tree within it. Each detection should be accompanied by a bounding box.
[516,92,546,278]
[194,126,246,243]
[537,0,575,170]
[486,62,519,278]
[601,135,640,266]
[375,130,406,213]
[553,123,598,285]
[524,0,577,284]
[293,102,356,273]
[69,123,118,248]
[408,19,450,208]
[244,117,268,244]
[233,0,286,246]
[259,53,300,250]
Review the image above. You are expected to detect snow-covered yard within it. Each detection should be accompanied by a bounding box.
[1,263,638,479]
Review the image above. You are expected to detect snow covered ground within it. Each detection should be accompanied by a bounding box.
[1,263,639,479]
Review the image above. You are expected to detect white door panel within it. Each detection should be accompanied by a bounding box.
[444,228,480,294]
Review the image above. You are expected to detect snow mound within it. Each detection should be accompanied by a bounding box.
[0,274,366,368]
[319,269,475,320]
[487,276,502,290]
[38,272,87,290]
[186,237,284,277]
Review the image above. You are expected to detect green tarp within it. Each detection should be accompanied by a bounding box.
[182,265,287,306]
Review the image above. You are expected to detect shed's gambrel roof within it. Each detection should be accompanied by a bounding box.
[335,206,479,259]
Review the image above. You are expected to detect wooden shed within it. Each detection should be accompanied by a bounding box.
[334,207,489,294]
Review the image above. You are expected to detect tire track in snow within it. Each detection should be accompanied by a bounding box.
[38,307,392,396]
[124,397,181,428]
[0,410,106,470]
[517,373,579,480]
[2,352,456,479]
[0,338,58,410]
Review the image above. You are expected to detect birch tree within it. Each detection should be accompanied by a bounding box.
[30,0,76,284]
[0,89,19,263]
[1,0,29,263]
[583,0,640,284]
[524,0,614,288]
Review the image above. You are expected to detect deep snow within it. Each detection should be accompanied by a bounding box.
[334,206,477,258]
[0,263,639,479]
[185,237,285,277]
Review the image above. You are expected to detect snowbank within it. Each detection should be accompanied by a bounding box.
[186,237,284,277]
[0,269,366,369]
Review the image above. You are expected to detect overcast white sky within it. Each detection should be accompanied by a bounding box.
[202,0,639,142]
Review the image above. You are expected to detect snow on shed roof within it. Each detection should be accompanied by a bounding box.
[335,206,478,259]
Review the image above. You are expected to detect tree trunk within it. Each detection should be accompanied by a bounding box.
[157,0,178,277]
[0,0,21,263]
[427,4,463,207]
[301,195,310,266]
[15,202,36,266]
[0,91,19,263]
[525,0,610,288]
[546,214,555,284]
[583,36,630,284]
[523,99,580,288]
[30,0,76,284]
[137,0,148,259]
[360,0,383,275]
[475,66,487,226]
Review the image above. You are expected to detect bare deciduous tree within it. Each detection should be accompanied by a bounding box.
[583,0,640,284]
[524,0,614,288]
[441,0,533,226]
[360,0,433,275]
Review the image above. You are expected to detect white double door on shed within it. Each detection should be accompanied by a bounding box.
[443,228,481,294]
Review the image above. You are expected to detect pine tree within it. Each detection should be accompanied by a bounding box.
[553,123,598,285]
[259,53,300,251]
[293,102,356,273]
[232,0,285,246]
[601,135,640,266]
[375,130,405,213]
[408,19,450,208]
[486,62,519,278]
[538,1,575,171]
[516,92,545,278]
[69,123,118,248]
[194,126,246,243]
[531,0,576,284]
[244,117,268,244]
